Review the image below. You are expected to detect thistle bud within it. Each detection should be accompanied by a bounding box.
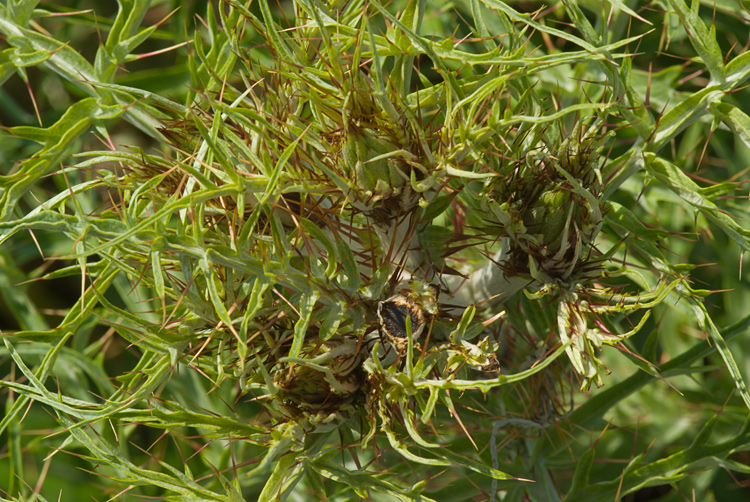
[556,122,610,189]
[512,123,608,282]
[524,189,571,248]
[342,128,405,197]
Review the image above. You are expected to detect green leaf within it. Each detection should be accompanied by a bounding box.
[259,452,300,502]
[336,236,362,295]
[312,458,437,502]
[709,101,750,151]
[644,153,750,252]
[667,0,725,84]
[691,301,750,410]
[563,448,595,501]
[724,50,750,89]
[299,217,338,278]
[289,289,320,358]
[648,87,723,150]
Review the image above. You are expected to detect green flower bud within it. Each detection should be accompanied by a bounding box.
[524,189,571,248]
[556,121,611,190]
[342,128,406,196]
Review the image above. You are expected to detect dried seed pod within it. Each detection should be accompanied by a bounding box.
[377,293,427,353]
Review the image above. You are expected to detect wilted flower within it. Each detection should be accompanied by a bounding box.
[275,339,364,420]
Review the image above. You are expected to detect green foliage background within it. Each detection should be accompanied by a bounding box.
[2,0,750,501]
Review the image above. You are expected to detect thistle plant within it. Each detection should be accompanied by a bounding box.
[3,1,750,501]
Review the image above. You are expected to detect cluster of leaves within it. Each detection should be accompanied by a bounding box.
[2,0,750,501]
